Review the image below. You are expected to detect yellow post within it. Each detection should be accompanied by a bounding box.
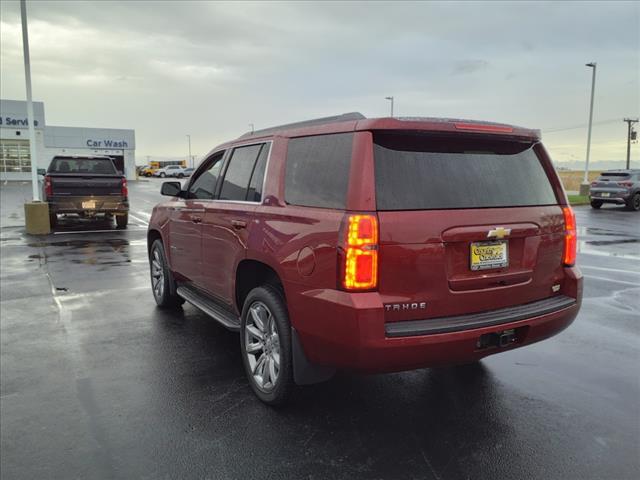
[24,201,50,235]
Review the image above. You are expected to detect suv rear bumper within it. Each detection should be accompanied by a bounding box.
[290,267,582,373]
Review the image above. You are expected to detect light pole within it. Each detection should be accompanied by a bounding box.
[385,96,394,117]
[581,62,597,194]
[20,0,39,201]
[186,134,192,168]
[623,118,638,170]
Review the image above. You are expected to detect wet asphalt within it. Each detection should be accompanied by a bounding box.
[1,180,639,480]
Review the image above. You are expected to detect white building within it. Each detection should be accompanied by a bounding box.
[0,99,136,181]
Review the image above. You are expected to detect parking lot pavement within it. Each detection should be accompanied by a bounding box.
[1,180,639,480]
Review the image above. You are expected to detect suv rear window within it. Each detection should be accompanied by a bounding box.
[49,157,116,175]
[597,173,631,181]
[285,133,353,209]
[373,133,557,210]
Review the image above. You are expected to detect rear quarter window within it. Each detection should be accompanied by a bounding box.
[373,133,557,210]
[285,133,353,209]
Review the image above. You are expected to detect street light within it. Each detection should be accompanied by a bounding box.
[385,96,394,117]
[186,134,192,168]
[20,0,38,201]
[581,62,597,194]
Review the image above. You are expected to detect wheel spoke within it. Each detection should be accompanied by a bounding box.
[246,341,263,354]
[250,306,265,332]
[268,355,277,384]
[272,351,280,369]
[246,324,264,341]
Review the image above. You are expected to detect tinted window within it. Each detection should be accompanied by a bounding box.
[219,144,262,201]
[598,173,631,181]
[373,133,557,210]
[285,133,353,209]
[188,153,225,199]
[49,157,116,175]
[246,144,269,202]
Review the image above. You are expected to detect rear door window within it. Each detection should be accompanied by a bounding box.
[285,133,353,209]
[373,132,557,210]
[219,144,263,201]
[246,144,269,202]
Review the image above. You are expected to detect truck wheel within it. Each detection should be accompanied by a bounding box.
[240,285,293,406]
[626,193,640,211]
[149,239,184,308]
[160,172,166,178]
[590,200,603,209]
[116,214,128,229]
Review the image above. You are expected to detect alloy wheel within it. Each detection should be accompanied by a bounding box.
[244,301,280,392]
[151,248,164,300]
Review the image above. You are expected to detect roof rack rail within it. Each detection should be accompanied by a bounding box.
[240,112,366,138]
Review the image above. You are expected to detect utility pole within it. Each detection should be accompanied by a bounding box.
[186,134,192,168]
[581,62,597,196]
[385,96,394,117]
[623,118,638,170]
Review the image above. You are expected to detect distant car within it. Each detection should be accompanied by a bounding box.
[153,165,183,178]
[181,168,195,178]
[140,166,157,177]
[590,169,640,211]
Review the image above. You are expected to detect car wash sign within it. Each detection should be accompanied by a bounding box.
[86,139,129,148]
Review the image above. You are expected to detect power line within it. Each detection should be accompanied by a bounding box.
[543,118,622,133]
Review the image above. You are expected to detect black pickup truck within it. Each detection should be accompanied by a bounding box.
[41,155,129,228]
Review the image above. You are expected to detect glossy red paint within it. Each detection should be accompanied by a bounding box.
[148,116,582,375]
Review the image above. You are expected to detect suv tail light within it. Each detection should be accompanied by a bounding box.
[562,206,577,267]
[121,178,128,197]
[44,175,53,197]
[341,214,378,291]
[617,181,633,188]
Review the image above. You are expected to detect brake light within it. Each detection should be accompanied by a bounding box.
[562,206,576,267]
[454,122,513,133]
[342,214,378,290]
[44,175,53,197]
[618,181,633,188]
[590,181,598,186]
[121,178,128,197]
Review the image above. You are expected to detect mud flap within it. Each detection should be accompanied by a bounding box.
[291,328,335,385]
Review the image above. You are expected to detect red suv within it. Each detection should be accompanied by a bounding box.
[147,113,582,405]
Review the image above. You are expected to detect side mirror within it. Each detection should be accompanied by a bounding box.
[161,181,182,197]
[37,169,46,176]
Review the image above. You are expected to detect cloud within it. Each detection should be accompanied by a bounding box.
[0,0,638,164]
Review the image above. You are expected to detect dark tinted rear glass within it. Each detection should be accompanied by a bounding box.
[598,173,631,181]
[285,133,353,209]
[49,157,116,175]
[189,153,225,199]
[373,133,557,210]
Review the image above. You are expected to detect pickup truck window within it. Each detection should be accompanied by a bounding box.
[49,157,117,175]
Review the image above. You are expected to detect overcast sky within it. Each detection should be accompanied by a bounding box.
[1,0,638,165]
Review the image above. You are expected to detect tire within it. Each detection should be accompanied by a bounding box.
[149,239,184,308]
[590,200,603,209]
[115,213,128,229]
[49,213,57,228]
[626,193,640,211]
[178,173,184,178]
[160,172,166,178]
[240,285,293,406]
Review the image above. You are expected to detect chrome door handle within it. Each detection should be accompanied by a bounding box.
[191,215,202,224]
[231,220,247,229]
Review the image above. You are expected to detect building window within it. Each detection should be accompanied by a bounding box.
[0,140,31,173]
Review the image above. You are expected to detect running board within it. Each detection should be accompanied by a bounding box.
[176,285,240,332]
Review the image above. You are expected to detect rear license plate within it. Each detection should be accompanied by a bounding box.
[82,200,96,209]
[600,192,610,197]
[470,240,508,271]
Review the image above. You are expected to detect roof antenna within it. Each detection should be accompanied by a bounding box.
[249,123,254,134]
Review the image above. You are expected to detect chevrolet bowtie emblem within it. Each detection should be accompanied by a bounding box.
[487,227,511,239]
